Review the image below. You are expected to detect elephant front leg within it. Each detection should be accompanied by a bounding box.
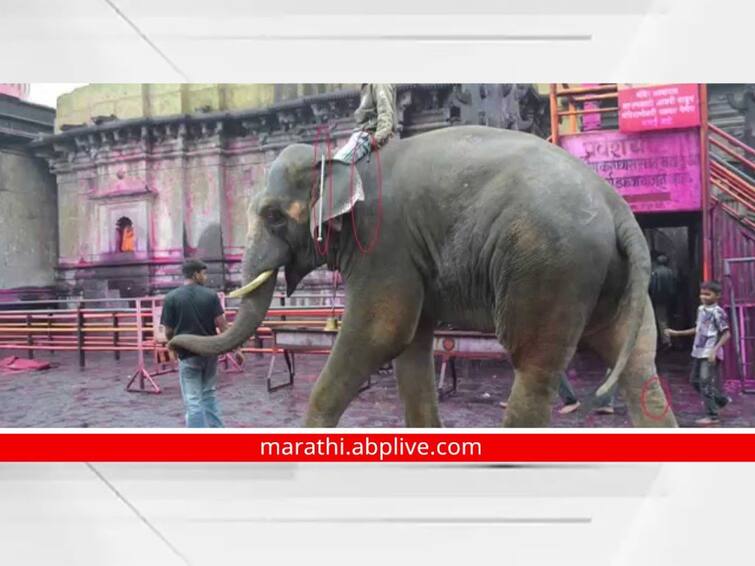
[394,317,442,427]
[304,284,424,427]
[304,327,414,427]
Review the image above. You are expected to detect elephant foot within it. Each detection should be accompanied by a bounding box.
[501,371,554,428]
[303,410,342,428]
[404,409,442,428]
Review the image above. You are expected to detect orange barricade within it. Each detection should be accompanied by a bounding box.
[0,292,345,394]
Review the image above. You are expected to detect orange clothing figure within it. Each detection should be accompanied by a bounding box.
[120,226,135,252]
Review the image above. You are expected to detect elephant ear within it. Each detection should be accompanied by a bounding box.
[309,158,365,239]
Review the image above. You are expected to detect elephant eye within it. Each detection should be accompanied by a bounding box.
[265,208,287,227]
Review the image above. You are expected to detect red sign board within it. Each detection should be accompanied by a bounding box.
[618,84,701,132]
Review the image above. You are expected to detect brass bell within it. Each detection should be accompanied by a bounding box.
[324,317,339,332]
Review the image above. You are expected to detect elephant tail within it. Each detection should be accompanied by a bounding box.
[596,205,651,398]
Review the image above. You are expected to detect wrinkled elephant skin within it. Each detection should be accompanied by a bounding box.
[173,126,677,429]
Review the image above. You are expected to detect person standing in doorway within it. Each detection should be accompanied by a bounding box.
[161,259,243,428]
[650,254,677,350]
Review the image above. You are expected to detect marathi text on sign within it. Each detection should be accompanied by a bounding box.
[559,128,702,213]
[618,84,701,132]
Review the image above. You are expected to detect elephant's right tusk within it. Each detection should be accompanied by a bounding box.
[228,270,274,299]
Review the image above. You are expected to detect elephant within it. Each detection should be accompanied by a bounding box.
[170,125,677,428]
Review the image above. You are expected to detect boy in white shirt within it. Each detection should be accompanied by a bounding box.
[666,280,732,425]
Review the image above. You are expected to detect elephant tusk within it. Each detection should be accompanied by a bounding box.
[228,270,274,299]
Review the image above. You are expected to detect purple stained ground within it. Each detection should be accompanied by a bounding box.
[0,349,750,428]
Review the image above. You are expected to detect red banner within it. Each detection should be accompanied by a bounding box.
[3,433,755,462]
[618,84,701,132]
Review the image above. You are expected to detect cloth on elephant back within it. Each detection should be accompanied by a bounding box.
[309,155,366,239]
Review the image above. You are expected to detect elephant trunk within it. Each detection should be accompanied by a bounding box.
[168,267,278,357]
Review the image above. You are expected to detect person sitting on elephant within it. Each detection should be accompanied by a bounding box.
[333,83,397,163]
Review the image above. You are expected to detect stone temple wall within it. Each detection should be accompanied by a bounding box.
[0,90,57,302]
[0,149,58,295]
[31,84,550,301]
[55,84,357,133]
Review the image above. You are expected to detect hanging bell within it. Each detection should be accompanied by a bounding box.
[324,317,339,332]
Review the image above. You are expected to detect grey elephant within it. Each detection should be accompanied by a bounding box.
[170,125,677,428]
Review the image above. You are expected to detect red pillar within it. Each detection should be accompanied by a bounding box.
[699,84,711,280]
[549,84,559,145]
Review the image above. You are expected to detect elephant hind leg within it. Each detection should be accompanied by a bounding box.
[502,341,578,427]
[394,317,442,427]
[584,296,678,428]
[503,365,559,427]
[499,299,587,428]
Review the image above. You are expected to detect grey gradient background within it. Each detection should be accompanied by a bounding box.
[1,0,754,564]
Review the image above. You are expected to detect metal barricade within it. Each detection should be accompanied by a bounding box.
[724,257,755,392]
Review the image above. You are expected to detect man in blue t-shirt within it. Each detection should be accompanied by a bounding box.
[160,259,241,427]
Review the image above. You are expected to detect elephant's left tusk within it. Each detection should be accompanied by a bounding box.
[228,270,274,299]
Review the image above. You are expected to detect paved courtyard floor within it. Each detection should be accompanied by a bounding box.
[0,348,751,427]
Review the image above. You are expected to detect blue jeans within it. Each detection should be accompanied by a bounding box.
[690,358,729,417]
[334,131,372,163]
[178,356,223,428]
